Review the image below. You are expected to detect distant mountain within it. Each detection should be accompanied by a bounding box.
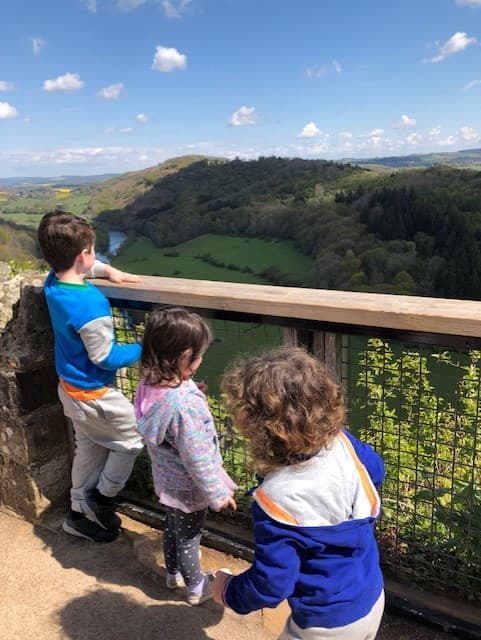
[0,174,118,188]
[346,147,481,169]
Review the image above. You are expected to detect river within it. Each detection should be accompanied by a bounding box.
[96,230,127,264]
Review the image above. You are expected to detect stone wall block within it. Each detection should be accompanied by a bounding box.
[0,274,54,372]
[0,269,71,521]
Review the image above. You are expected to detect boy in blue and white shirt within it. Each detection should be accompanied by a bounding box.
[38,211,143,542]
[216,346,385,640]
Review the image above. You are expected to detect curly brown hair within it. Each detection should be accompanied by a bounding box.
[221,346,346,474]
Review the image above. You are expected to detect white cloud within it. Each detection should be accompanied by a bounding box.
[297,122,321,138]
[136,113,150,123]
[338,131,353,139]
[332,60,342,73]
[151,45,186,72]
[463,79,481,91]
[458,125,480,141]
[429,125,441,138]
[117,0,146,9]
[82,0,97,11]
[32,38,46,55]
[456,0,481,6]
[311,141,330,154]
[120,127,133,133]
[406,133,422,145]
[0,81,15,92]
[396,114,416,128]
[366,128,384,137]
[161,0,192,18]
[97,83,124,100]
[228,106,259,126]
[438,136,457,146]
[306,61,342,78]
[117,0,192,15]
[43,73,85,92]
[0,102,19,120]
[0,145,176,175]
[427,32,476,63]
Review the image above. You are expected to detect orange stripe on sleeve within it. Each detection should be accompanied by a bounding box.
[340,432,380,517]
[254,488,299,525]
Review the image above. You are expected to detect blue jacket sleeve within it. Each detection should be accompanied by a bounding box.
[97,341,141,370]
[78,315,141,370]
[343,430,385,487]
[224,502,300,613]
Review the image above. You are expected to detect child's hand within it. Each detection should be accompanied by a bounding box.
[213,569,233,605]
[212,496,237,512]
[104,264,142,284]
[223,496,237,510]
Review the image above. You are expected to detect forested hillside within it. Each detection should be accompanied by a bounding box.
[93,157,481,300]
[0,218,38,265]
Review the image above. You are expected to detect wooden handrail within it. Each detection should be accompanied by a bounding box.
[95,275,481,340]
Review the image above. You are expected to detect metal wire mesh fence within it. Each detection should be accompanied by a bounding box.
[111,303,481,604]
[345,335,481,603]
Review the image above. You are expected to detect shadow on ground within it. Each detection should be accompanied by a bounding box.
[58,590,223,640]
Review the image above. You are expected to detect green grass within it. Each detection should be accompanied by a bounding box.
[112,234,313,394]
[112,234,313,283]
[0,212,46,228]
[0,187,91,225]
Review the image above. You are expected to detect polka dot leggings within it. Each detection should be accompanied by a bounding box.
[163,506,206,588]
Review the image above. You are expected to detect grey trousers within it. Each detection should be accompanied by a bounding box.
[278,591,385,640]
[59,384,143,514]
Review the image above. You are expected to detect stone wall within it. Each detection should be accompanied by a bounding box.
[0,268,71,521]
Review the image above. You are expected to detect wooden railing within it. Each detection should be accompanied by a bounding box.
[96,274,481,340]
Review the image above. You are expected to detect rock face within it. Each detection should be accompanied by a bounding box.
[0,267,71,521]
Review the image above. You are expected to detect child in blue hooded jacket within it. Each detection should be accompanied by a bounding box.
[214,346,385,640]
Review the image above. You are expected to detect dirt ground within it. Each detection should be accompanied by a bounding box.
[0,510,473,640]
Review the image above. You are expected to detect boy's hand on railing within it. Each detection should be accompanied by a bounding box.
[103,264,142,284]
[213,569,233,605]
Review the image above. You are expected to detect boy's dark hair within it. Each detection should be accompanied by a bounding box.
[37,211,95,273]
[141,307,212,386]
[221,346,346,474]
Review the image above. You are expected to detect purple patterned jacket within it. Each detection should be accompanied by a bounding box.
[134,378,236,513]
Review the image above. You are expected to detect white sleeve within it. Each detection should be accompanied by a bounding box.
[86,260,107,279]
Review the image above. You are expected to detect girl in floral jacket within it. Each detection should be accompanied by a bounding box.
[134,307,236,605]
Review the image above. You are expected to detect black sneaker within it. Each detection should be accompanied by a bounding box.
[63,512,119,543]
[84,489,122,531]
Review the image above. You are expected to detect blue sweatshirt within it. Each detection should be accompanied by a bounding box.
[43,269,141,391]
[223,430,384,630]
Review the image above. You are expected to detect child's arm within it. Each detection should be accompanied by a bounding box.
[79,315,141,370]
[214,502,299,612]
[87,260,142,283]
[75,275,141,370]
[343,430,385,488]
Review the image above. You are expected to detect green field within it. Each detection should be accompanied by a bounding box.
[112,234,313,391]
[112,234,313,284]
[0,212,46,228]
[0,187,91,227]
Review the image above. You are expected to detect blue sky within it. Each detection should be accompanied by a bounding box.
[1,0,481,177]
